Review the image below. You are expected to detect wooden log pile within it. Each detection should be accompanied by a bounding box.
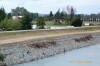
[74,35,93,42]
[27,40,56,48]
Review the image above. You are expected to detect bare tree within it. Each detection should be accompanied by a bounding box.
[66,6,76,22]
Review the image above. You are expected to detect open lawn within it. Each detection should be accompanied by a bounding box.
[1,26,100,37]
[32,21,67,27]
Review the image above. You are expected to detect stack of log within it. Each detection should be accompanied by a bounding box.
[74,35,93,42]
[27,40,56,48]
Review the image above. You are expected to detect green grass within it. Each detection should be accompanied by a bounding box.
[0,26,100,37]
[0,30,42,37]
[32,21,67,27]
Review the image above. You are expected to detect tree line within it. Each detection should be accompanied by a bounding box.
[0,6,84,30]
[79,14,100,22]
[0,7,38,30]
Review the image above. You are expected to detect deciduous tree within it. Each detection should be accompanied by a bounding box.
[36,17,45,29]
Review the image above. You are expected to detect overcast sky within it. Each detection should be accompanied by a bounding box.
[0,0,100,14]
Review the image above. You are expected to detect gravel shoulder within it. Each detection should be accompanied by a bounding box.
[0,30,100,45]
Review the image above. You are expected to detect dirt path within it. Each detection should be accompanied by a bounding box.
[0,30,100,45]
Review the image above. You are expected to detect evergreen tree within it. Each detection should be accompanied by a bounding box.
[21,14,33,30]
[60,11,65,21]
[49,11,53,21]
[0,8,6,22]
[7,13,12,19]
[32,13,38,20]
[54,9,61,24]
[54,9,61,19]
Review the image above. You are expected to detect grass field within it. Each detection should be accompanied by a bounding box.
[0,26,100,37]
[32,21,67,27]
[32,21,100,27]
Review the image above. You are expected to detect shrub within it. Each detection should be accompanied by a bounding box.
[36,17,45,29]
[9,19,22,30]
[0,53,5,62]
[71,17,83,27]
[0,17,22,31]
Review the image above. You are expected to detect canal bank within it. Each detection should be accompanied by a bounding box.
[14,44,100,66]
[0,32,100,66]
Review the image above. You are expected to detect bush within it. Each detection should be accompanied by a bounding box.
[71,17,83,27]
[36,17,45,29]
[0,17,22,31]
[9,19,22,30]
[0,53,5,62]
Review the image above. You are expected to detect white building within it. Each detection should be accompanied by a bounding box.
[12,16,23,20]
[32,25,37,29]
[84,23,90,26]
